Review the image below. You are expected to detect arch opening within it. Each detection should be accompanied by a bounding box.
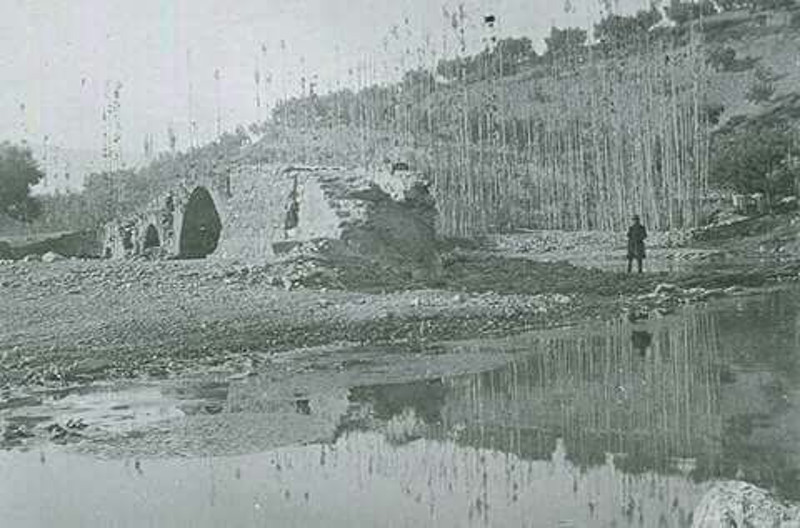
[143,224,160,249]
[179,187,222,259]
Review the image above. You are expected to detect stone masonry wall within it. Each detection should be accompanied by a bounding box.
[101,164,440,278]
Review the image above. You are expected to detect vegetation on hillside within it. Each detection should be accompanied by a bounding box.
[267,10,713,234]
[29,1,800,236]
[711,121,800,200]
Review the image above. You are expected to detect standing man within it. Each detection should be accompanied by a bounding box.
[627,215,647,273]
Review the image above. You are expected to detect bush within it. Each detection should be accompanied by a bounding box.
[667,0,717,25]
[706,46,758,72]
[746,64,777,103]
[593,9,661,45]
[710,127,798,201]
[702,103,726,126]
[708,46,737,71]
[751,0,796,10]
[544,27,588,56]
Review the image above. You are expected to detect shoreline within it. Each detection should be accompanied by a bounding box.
[2,244,799,391]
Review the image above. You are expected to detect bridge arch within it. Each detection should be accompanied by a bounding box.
[143,224,160,249]
[179,186,222,258]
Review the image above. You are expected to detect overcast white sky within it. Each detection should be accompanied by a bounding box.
[1,0,647,171]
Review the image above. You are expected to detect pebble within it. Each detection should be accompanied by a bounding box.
[552,294,572,304]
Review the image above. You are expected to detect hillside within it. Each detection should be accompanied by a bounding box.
[36,5,800,238]
[702,8,800,131]
[228,6,800,235]
[246,7,800,234]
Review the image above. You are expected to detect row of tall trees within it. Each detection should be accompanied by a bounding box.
[261,17,711,234]
[425,28,711,234]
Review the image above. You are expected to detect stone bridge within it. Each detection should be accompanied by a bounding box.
[102,163,440,277]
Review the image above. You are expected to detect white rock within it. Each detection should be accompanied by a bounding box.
[41,251,66,263]
[693,481,800,528]
[654,283,680,295]
[552,294,571,304]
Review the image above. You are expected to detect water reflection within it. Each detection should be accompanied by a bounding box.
[436,314,723,479]
[2,290,800,527]
[631,330,653,357]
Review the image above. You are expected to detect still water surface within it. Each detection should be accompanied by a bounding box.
[1,289,799,527]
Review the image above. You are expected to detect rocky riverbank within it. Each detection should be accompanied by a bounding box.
[2,232,799,392]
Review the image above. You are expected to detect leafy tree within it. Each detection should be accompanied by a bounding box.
[706,46,757,73]
[715,0,745,9]
[594,8,662,45]
[544,27,588,56]
[750,0,796,11]
[403,68,435,86]
[667,0,717,25]
[493,37,538,75]
[0,142,44,221]
[710,127,798,202]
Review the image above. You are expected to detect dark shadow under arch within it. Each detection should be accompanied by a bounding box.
[179,187,222,258]
[143,224,160,249]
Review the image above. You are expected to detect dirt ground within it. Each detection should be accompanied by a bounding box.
[2,212,800,395]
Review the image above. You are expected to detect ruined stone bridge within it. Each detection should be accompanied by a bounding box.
[102,163,440,277]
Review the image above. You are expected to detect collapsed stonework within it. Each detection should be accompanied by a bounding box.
[102,164,440,278]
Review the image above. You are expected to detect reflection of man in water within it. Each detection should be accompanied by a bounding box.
[631,330,653,357]
[627,215,647,274]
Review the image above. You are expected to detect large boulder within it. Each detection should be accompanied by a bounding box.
[693,481,800,528]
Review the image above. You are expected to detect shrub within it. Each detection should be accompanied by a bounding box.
[710,127,798,201]
[745,64,777,103]
[667,0,717,25]
[702,102,726,126]
[708,46,737,71]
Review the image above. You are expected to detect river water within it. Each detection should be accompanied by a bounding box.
[1,289,799,527]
